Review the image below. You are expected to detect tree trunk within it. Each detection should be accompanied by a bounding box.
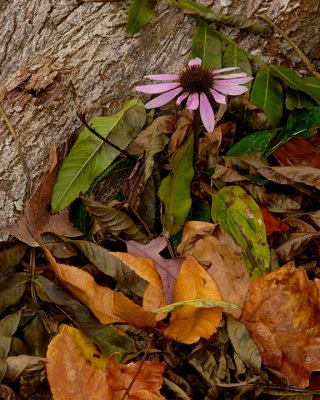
[0,0,319,237]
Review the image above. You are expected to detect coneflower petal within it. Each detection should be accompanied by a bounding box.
[199,93,215,132]
[214,76,253,85]
[144,87,183,109]
[186,93,199,110]
[211,67,240,74]
[210,89,226,104]
[135,82,180,94]
[188,58,202,67]
[176,92,189,105]
[144,74,180,81]
[214,72,248,79]
[214,85,249,96]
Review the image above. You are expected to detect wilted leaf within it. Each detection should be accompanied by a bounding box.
[35,275,134,359]
[158,134,194,236]
[168,109,193,155]
[241,262,320,386]
[52,99,146,211]
[43,245,156,328]
[127,0,156,35]
[47,325,111,399]
[163,377,192,400]
[0,273,29,313]
[6,148,82,246]
[155,298,237,313]
[82,197,148,243]
[0,310,22,382]
[260,206,290,236]
[191,22,221,70]
[275,232,320,263]
[250,67,283,127]
[178,221,249,318]
[23,312,48,357]
[274,136,320,168]
[188,347,216,386]
[0,244,27,272]
[226,314,261,373]
[211,186,270,277]
[106,354,166,400]
[0,384,19,400]
[164,256,223,344]
[126,238,183,304]
[211,164,250,183]
[5,355,46,380]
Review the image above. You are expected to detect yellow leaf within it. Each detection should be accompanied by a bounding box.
[47,326,112,400]
[111,252,167,320]
[164,256,223,344]
[43,244,156,328]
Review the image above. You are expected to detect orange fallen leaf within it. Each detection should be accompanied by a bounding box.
[164,255,223,344]
[259,206,291,236]
[106,354,166,400]
[43,245,156,328]
[178,221,249,318]
[47,325,111,400]
[241,262,320,387]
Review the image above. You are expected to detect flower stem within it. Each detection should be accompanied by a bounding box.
[193,110,200,167]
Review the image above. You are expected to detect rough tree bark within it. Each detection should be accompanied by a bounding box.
[0,0,319,237]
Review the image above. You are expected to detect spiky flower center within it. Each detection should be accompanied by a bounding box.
[179,65,214,94]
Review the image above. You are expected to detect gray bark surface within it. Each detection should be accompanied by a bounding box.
[0,0,319,237]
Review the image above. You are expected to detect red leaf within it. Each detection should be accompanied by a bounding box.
[259,206,291,236]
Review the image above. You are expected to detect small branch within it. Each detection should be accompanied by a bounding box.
[260,14,320,80]
[0,104,32,198]
[76,112,136,161]
[121,334,153,400]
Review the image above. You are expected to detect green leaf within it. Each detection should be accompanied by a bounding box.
[158,134,194,236]
[285,87,315,110]
[127,0,156,35]
[154,299,238,313]
[0,273,29,313]
[270,65,320,104]
[191,22,221,70]
[178,0,269,34]
[226,314,261,373]
[35,275,134,359]
[222,44,252,77]
[286,106,320,136]
[227,129,277,156]
[81,197,148,243]
[0,244,27,273]
[51,99,146,211]
[211,186,270,277]
[0,310,22,382]
[65,239,148,298]
[250,67,283,127]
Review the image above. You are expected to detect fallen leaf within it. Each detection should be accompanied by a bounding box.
[178,221,249,318]
[5,147,82,247]
[0,244,27,273]
[106,354,166,400]
[47,325,111,400]
[241,262,320,387]
[167,109,193,155]
[164,256,223,344]
[275,232,320,263]
[259,206,291,236]
[211,165,250,183]
[43,245,156,328]
[155,298,237,313]
[126,238,183,304]
[274,136,320,168]
[5,356,46,380]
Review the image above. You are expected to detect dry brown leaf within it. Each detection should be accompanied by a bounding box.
[110,251,167,320]
[167,109,193,155]
[106,354,166,400]
[47,325,111,400]
[275,232,320,263]
[43,245,156,328]
[211,165,250,183]
[6,147,82,247]
[178,221,249,318]
[274,136,320,168]
[164,255,223,344]
[241,262,320,387]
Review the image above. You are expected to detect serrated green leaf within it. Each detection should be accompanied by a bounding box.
[250,67,283,127]
[127,0,156,34]
[0,273,29,314]
[158,134,194,236]
[222,45,252,78]
[191,22,221,70]
[178,0,269,34]
[51,99,146,212]
[35,275,134,359]
[270,65,320,104]
[65,239,148,298]
[0,244,27,273]
[211,186,270,276]
[81,197,148,243]
[226,314,261,373]
[0,310,22,382]
[285,87,315,110]
[154,298,238,313]
[227,129,277,156]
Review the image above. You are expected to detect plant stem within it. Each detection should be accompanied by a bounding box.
[260,14,320,80]
[193,109,200,167]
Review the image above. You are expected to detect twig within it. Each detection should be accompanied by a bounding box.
[121,334,153,400]
[0,103,32,198]
[260,14,320,80]
[76,112,136,161]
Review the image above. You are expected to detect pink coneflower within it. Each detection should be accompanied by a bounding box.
[136,57,252,132]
